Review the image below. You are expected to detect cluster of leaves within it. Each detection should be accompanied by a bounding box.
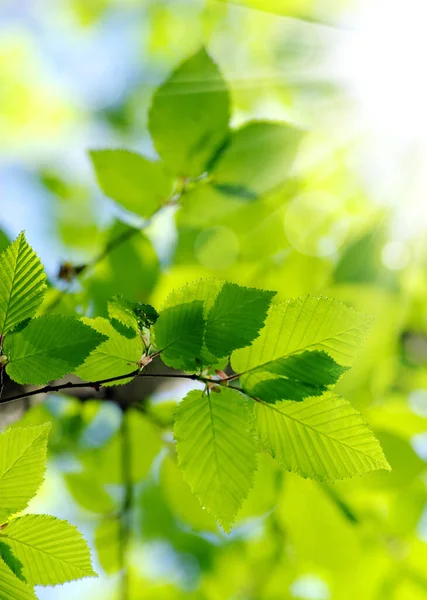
[0,423,95,599]
[0,232,390,534]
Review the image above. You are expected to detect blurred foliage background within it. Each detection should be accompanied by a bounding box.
[2,0,427,599]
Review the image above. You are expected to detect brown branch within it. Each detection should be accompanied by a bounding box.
[0,371,209,406]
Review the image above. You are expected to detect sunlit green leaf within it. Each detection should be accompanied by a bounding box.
[0,557,36,600]
[90,149,174,219]
[149,48,230,177]
[211,121,302,199]
[174,388,257,532]
[75,317,142,385]
[0,232,46,336]
[0,424,50,523]
[1,514,97,585]
[4,316,106,385]
[256,392,390,481]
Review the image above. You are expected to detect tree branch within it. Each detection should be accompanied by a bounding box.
[0,371,209,406]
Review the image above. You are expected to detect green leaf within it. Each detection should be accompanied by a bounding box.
[256,392,390,481]
[0,542,26,583]
[0,557,36,600]
[4,316,106,385]
[155,279,274,368]
[64,472,115,514]
[154,301,205,371]
[75,317,143,385]
[204,282,275,357]
[250,350,349,403]
[90,149,174,219]
[232,296,372,398]
[1,514,97,585]
[108,296,140,333]
[148,48,230,177]
[174,388,258,532]
[0,232,47,336]
[0,424,50,523]
[210,121,302,199]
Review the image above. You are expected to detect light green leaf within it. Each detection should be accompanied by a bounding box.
[90,149,173,219]
[64,472,115,514]
[1,514,97,585]
[4,316,106,385]
[256,392,390,481]
[174,388,257,532]
[0,557,36,600]
[211,121,302,199]
[204,282,275,357]
[0,424,50,523]
[154,301,205,371]
[0,232,46,336]
[232,296,372,398]
[251,350,349,403]
[149,48,230,177]
[75,317,143,385]
[94,518,121,575]
[107,296,140,333]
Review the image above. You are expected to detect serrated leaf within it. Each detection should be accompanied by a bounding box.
[4,316,106,385]
[64,472,115,514]
[1,514,97,585]
[154,301,205,371]
[153,279,222,369]
[0,232,47,336]
[204,282,275,357]
[0,557,36,600]
[232,296,372,400]
[174,388,258,532]
[108,296,140,333]
[90,149,173,219]
[0,543,26,583]
[148,48,230,177]
[211,121,302,199]
[0,424,50,523]
[75,317,143,385]
[256,392,390,481]
[251,350,349,403]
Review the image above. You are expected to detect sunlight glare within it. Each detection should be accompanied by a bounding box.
[344,0,427,141]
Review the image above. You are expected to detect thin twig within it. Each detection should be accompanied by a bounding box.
[0,371,212,406]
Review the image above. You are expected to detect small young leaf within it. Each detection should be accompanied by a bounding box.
[250,350,348,403]
[210,120,302,198]
[256,392,390,481]
[174,388,258,532]
[90,149,173,219]
[4,316,107,385]
[0,557,36,600]
[0,424,50,523]
[149,48,230,177]
[1,514,97,585]
[0,232,47,336]
[204,282,275,357]
[75,317,143,385]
